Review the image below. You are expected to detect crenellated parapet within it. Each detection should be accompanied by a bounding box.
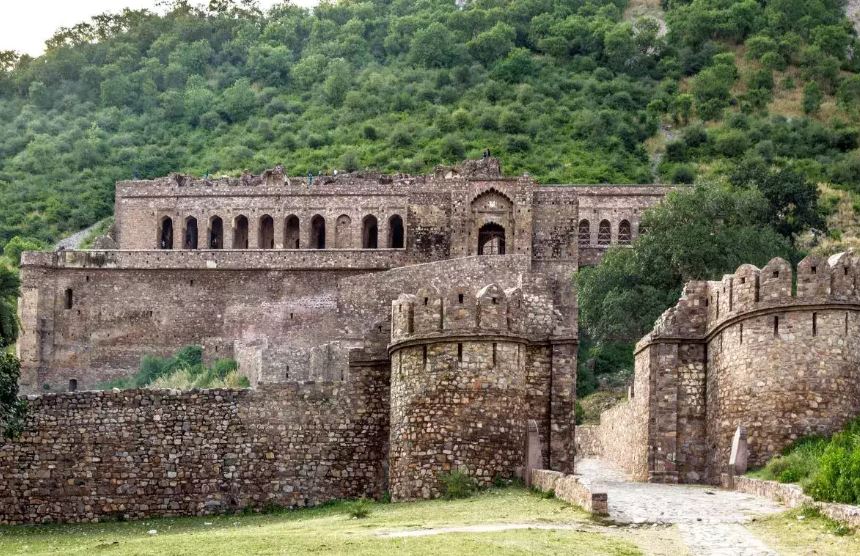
[390,283,529,347]
[639,253,860,350]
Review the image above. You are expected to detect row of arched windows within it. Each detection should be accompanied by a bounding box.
[577,219,634,247]
[158,214,405,250]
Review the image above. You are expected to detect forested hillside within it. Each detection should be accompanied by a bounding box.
[0,0,858,253]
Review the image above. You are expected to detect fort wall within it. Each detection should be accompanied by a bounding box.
[387,282,575,500]
[0,361,390,525]
[586,253,860,484]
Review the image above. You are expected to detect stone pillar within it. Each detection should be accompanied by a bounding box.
[648,342,679,483]
[274,215,285,249]
[550,341,576,474]
[248,213,260,249]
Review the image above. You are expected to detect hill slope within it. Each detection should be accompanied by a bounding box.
[0,0,858,252]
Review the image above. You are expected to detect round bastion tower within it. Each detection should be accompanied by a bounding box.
[388,284,529,500]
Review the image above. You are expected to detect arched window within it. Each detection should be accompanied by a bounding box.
[388,214,404,248]
[478,223,505,255]
[209,216,223,249]
[285,215,300,249]
[597,220,611,246]
[362,215,378,249]
[618,220,631,245]
[233,215,249,249]
[258,215,274,249]
[311,215,326,249]
[335,214,352,248]
[184,217,198,249]
[158,216,173,249]
[578,220,590,246]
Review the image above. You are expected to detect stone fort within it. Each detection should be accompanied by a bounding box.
[3,156,858,524]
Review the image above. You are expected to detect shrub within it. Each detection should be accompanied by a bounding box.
[670,164,696,184]
[346,498,372,519]
[99,345,249,390]
[1,352,27,439]
[438,469,476,499]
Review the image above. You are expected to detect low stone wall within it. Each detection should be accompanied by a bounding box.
[732,476,860,528]
[574,424,602,457]
[530,469,608,516]
[585,398,648,480]
[0,364,389,525]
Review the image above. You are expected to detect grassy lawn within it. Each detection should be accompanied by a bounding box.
[749,508,860,556]
[0,488,640,556]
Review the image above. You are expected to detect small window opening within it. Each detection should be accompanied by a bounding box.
[492,343,497,367]
[754,276,760,302]
[812,313,818,337]
[491,297,497,305]
[846,313,849,335]
[64,288,73,309]
[458,293,464,304]
[773,271,779,278]
[424,297,428,306]
[85,275,89,282]
[457,343,463,362]
[68,379,78,392]
[811,266,817,275]
[845,267,850,276]
[190,279,194,286]
[705,298,710,307]
[290,313,294,320]
[739,323,743,344]
[422,346,427,369]
[740,277,746,284]
[285,365,290,380]
[773,316,779,337]
[398,305,402,313]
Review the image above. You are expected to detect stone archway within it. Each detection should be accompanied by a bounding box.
[478,223,506,255]
[470,189,513,256]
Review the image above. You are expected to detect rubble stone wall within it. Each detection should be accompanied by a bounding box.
[0,362,389,525]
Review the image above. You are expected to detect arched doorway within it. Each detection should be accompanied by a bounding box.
[184,217,198,249]
[209,216,223,249]
[233,215,249,249]
[258,215,274,249]
[285,215,300,249]
[311,215,326,249]
[362,215,378,249]
[388,214,404,248]
[158,216,173,249]
[478,223,505,255]
[470,189,513,256]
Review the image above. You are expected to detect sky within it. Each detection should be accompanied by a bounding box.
[0,0,320,56]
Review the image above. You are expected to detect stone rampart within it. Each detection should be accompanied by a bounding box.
[0,362,389,525]
[594,253,860,484]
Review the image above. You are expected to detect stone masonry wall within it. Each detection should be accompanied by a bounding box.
[0,362,389,525]
[592,253,860,485]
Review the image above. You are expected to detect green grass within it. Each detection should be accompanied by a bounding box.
[749,507,859,556]
[0,489,639,556]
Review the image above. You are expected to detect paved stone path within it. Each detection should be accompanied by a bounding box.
[578,458,785,555]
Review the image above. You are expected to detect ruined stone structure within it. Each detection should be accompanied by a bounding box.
[583,253,860,485]
[4,158,669,523]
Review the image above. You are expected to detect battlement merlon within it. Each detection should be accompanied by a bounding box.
[637,252,860,352]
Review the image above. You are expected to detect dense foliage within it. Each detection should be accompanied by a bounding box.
[0,263,19,348]
[752,417,860,505]
[578,181,794,343]
[99,345,249,390]
[0,352,26,439]
[0,0,674,250]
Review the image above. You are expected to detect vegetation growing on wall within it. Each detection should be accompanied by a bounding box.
[0,352,27,439]
[99,345,249,390]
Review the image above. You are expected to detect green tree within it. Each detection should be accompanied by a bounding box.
[0,352,27,439]
[577,182,793,342]
[322,58,350,106]
[219,78,258,123]
[467,22,516,66]
[0,263,19,349]
[409,22,456,68]
[729,159,825,241]
[802,82,823,115]
[3,236,46,266]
